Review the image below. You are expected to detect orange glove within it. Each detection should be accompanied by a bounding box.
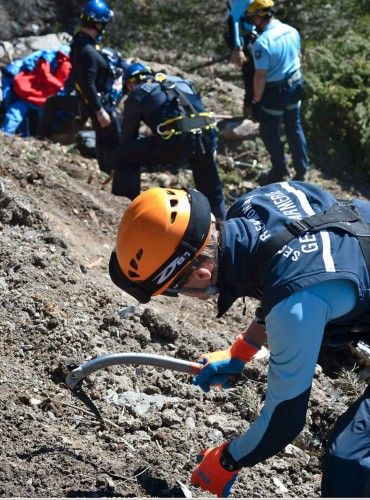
[191,442,241,498]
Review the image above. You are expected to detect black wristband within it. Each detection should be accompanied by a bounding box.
[220,447,242,471]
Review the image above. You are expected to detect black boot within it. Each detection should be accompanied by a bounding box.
[257,166,290,186]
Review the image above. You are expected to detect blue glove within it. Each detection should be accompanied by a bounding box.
[192,335,259,392]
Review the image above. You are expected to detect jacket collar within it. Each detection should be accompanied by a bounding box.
[216,219,253,317]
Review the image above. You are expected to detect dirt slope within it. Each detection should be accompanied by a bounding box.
[0,132,368,498]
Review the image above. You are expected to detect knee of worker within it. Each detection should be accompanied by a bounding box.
[321,386,370,497]
[258,113,281,139]
[96,147,117,174]
[326,386,370,461]
[111,167,141,200]
[44,95,60,111]
[321,454,370,498]
[2,115,21,135]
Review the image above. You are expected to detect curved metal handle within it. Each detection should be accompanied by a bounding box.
[65,352,202,389]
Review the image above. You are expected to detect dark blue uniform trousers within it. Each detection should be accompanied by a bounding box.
[112,131,226,219]
[321,385,370,497]
[259,78,308,178]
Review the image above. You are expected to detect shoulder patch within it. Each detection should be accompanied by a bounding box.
[255,50,262,60]
[141,82,155,93]
[132,82,157,102]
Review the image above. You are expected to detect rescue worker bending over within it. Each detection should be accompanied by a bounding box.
[113,63,226,219]
[226,0,257,116]
[38,0,120,174]
[247,0,309,184]
[109,183,370,498]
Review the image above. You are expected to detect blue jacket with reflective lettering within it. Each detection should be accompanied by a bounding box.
[218,180,370,471]
[217,180,370,319]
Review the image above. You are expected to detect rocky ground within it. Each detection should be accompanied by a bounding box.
[0,123,369,498]
[1,7,370,492]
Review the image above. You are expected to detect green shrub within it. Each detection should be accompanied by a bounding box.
[110,0,225,61]
[303,30,370,174]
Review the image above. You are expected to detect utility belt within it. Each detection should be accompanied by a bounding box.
[156,112,217,141]
[265,70,302,89]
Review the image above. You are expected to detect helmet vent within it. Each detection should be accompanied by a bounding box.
[170,212,177,224]
[170,199,178,207]
[167,190,176,195]
[128,270,140,278]
[130,258,138,270]
[136,248,143,260]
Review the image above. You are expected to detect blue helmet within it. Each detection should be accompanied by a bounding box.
[122,63,153,87]
[81,0,114,24]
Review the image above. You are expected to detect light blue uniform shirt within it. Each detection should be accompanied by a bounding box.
[251,19,301,82]
[228,0,254,48]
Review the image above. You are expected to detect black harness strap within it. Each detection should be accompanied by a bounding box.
[254,203,370,282]
[161,80,199,116]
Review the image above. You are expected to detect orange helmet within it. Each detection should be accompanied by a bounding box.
[109,187,212,303]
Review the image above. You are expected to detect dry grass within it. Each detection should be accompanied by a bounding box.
[335,365,367,402]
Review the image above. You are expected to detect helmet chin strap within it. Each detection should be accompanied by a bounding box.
[96,23,106,35]
[173,284,219,296]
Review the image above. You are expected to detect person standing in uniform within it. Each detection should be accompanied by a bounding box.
[112,63,226,219]
[226,0,257,116]
[39,0,120,174]
[109,182,370,497]
[247,0,309,184]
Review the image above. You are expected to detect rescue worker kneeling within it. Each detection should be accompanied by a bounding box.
[112,63,226,219]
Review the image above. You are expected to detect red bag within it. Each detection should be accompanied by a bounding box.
[13,52,72,106]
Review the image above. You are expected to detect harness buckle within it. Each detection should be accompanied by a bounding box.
[287,219,311,236]
[156,121,176,140]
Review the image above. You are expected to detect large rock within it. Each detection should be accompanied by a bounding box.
[0,0,83,41]
[218,117,259,141]
[0,33,72,64]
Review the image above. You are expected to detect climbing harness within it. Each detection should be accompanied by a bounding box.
[254,202,370,285]
[157,112,217,140]
[156,79,217,140]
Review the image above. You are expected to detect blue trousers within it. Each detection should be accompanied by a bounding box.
[113,131,226,219]
[321,385,370,497]
[2,99,42,136]
[259,78,308,177]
